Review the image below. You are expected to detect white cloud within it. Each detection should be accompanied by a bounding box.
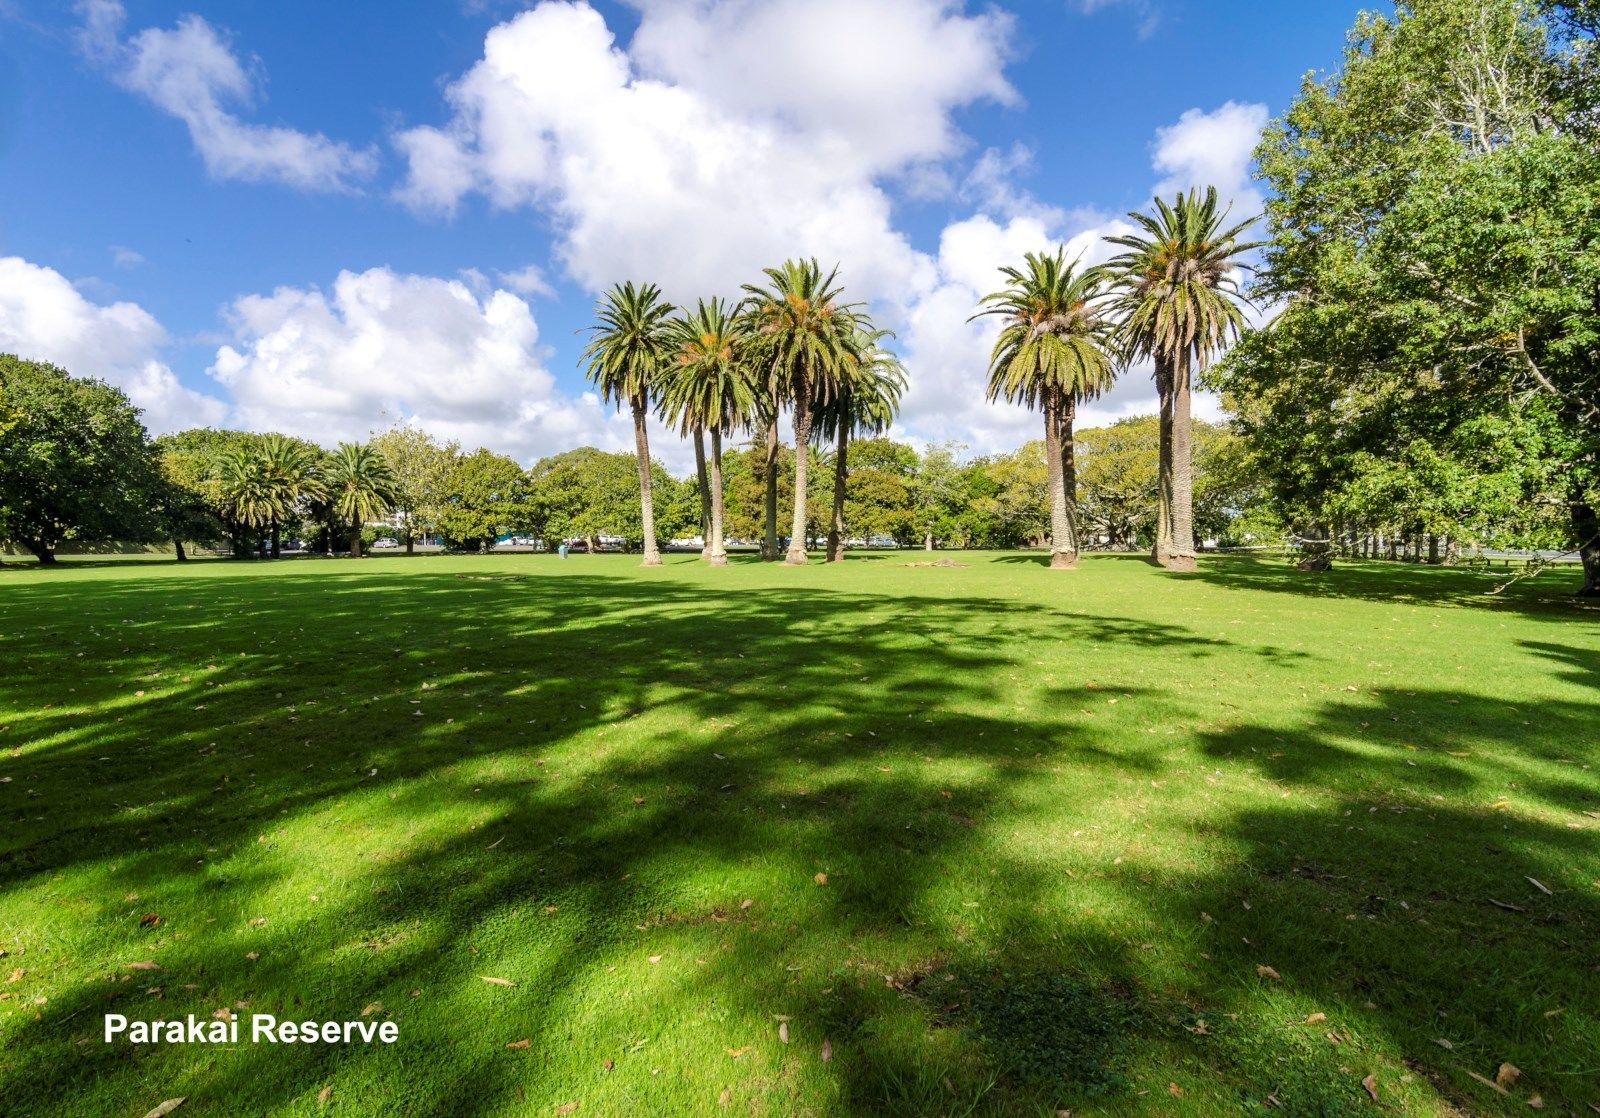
[0,255,226,432]
[78,0,377,192]
[1074,0,1161,40]
[497,263,557,298]
[207,266,630,462]
[110,245,145,269]
[1151,100,1268,210]
[392,0,1001,300]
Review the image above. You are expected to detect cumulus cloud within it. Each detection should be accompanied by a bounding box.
[208,266,630,462]
[78,0,377,192]
[1151,100,1268,211]
[0,255,227,432]
[110,245,145,269]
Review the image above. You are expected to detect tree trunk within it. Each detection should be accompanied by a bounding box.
[786,376,812,564]
[405,529,415,556]
[1573,492,1600,597]
[631,396,662,566]
[174,538,188,562]
[708,426,729,567]
[1427,534,1440,564]
[1152,353,1174,566]
[1168,351,1197,572]
[24,539,56,565]
[1044,391,1076,568]
[271,518,281,560]
[349,527,363,558]
[693,426,711,561]
[762,417,780,561]
[828,409,849,562]
[1058,392,1081,565]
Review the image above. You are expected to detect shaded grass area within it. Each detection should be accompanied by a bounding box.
[0,552,1597,1116]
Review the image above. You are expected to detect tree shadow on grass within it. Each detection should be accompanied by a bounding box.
[0,565,1595,1115]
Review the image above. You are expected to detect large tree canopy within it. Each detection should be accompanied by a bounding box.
[0,355,162,563]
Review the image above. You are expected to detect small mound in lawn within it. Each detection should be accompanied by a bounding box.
[904,559,968,568]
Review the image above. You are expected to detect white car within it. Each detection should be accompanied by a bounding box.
[372,537,400,549]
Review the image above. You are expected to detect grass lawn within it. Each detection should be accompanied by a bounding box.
[1,551,1597,1116]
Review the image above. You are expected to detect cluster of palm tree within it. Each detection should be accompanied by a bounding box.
[975,186,1258,570]
[217,436,399,558]
[583,187,1252,571]
[582,260,905,567]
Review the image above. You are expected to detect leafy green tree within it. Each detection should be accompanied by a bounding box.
[438,448,525,552]
[815,327,905,561]
[1107,188,1258,570]
[1075,417,1158,550]
[1223,0,1600,589]
[371,424,460,554]
[972,250,1117,567]
[582,282,675,566]
[972,442,1050,548]
[911,442,968,550]
[152,432,228,560]
[742,259,863,564]
[658,299,756,566]
[0,355,162,564]
[323,442,398,558]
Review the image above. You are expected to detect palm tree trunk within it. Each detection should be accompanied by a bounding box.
[1058,393,1081,564]
[693,427,711,561]
[350,526,363,558]
[762,417,780,561]
[1044,391,1076,569]
[630,396,663,566]
[271,518,281,560]
[1168,351,1197,572]
[786,376,812,564]
[709,426,729,567]
[828,416,849,562]
[1153,354,1174,566]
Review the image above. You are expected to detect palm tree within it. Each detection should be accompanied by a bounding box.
[741,259,862,565]
[814,327,905,561]
[1105,187,1258,570]
[971,250,1117,569]
[582,282,675,565]
[216,445,278,558]
[324,442,398,558]
[259,434,325,558]
[658,298,757,567]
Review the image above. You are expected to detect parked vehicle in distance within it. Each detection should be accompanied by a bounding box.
[372,537,399,549]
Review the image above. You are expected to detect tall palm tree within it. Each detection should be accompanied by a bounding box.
[658,298,757,567]
[1105,187,1258,571]
[324,442,398,558]
[259,433,326,559]
[971,250,1117,569]
[814,327,905,562]
[582,282,675,566]
[741,259,862,565]
[216,445,278,558]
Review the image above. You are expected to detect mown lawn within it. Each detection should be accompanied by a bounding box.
[0,551,1596,1116]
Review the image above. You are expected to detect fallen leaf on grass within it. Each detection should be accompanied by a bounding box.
[5,968,21,983]
[718,1087,732,1107]
[554,1102,579,1115]
[1434,1037,1454,1050]
[139,913,161,928]
[739,899,753,910]
[1495,1063,1521,1086]
[361,1002,383,1017]
[245,952,259,962]
[1526,877,1552,895]
[1487,898,1527,913]
[778,1022,789,1044]
[507,1038,530,1049]
[126,961,161,972]
[821,1037,832,1062]
[814,873,828,885]
[602,1059,613,1071]
[248,917,267,927]
[726,1047,750,1059]
[314,1086,332,1105]
[1168,1083,1182,1097]
[1256,965,1280,980]
[479,976,515,987]
[1361,1074,1378,1101]
[1304,1012,1326,1024]
[142,1100,186,1118]
[1529,1095,1544,1109]
[648,955,663,965]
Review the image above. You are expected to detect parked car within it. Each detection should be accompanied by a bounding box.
[372,537,399,549]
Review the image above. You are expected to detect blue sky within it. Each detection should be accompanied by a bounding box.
[0,0,1369,468]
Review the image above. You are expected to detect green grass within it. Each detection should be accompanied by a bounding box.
[1,551,1597,1116]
